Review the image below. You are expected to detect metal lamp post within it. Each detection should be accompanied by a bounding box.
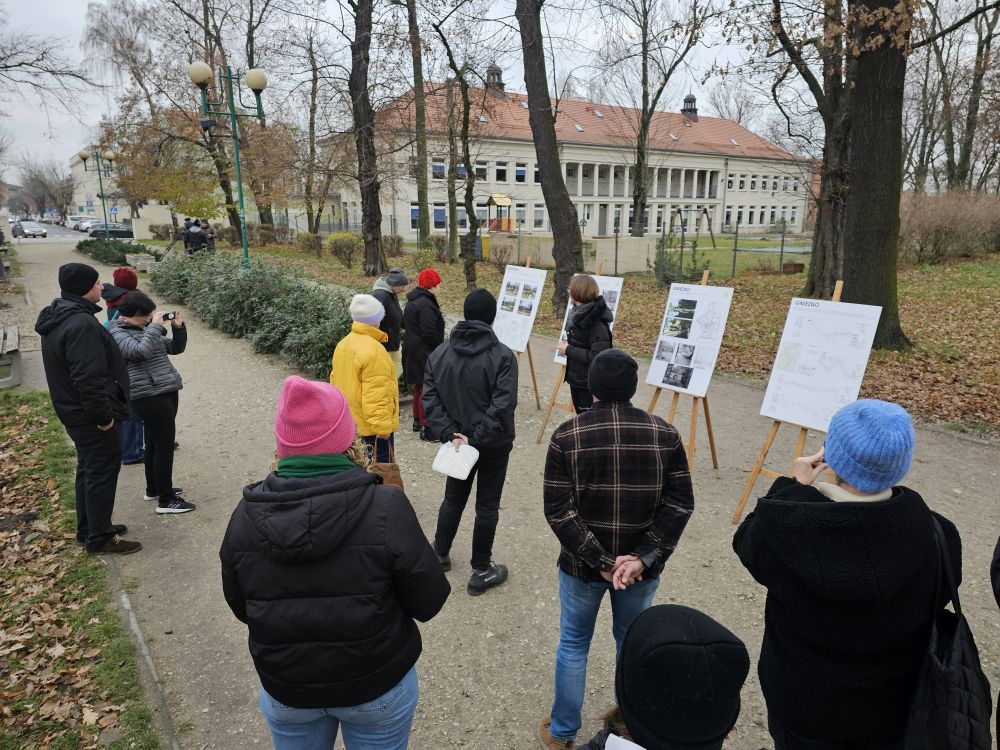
[188,60,268,269]
[78,149,116,241]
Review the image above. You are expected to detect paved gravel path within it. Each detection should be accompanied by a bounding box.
[12,243,1000,750]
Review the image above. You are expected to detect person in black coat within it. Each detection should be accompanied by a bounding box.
[993,536,1000,740]
[556,274,613,413]
[402,268,445,440]
[734,399,962,750]
[372,268,409,378]
[424,289,517,596]
[34,263,138,554]
[220,376,449,749]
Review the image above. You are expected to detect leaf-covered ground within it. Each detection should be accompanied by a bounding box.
[0,391,158,749]
[240,246,1000,436]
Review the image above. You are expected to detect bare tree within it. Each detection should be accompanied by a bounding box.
[706,79,756,126]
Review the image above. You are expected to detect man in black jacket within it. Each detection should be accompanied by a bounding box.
[424,288,517,596]
[371,268,408,378]
[34,263,139,554]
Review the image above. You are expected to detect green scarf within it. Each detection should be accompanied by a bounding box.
[275,453,358,478]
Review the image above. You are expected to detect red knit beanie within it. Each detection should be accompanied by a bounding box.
[274,376,356,458]
[418,268,442,288]
[113,267,138,291]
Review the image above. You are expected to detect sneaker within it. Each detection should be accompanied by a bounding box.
[467,561,508,596]
[412,420,421,433]
[432,542,451,572]
[76,524,129,545]
[537,717,574,750]
[144,487,183,501]
[156,497,196,514]
[419,428,438,443]
[88,535,142,555]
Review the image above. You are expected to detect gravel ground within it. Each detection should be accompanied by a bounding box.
[11,243,1000,750]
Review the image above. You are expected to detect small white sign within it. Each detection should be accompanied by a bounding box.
[492,265,548,353]
[554,274,624,365]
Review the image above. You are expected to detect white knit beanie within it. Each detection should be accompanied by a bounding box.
[350,294,385,326]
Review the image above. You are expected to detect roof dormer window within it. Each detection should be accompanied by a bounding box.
[574,123,584,132]
[594,109,604,118]
[669,133,679,141]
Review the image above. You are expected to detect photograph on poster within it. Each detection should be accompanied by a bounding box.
[673,344,696,366]
[505,281,521,296]
[604,289,619,309]
[517,300,534,316]
[662,317,692,338]
[501,296,516,312]
[667,299,698,319]
[654,340,676,362]
[522,284,538,300]
[662,364,694,389]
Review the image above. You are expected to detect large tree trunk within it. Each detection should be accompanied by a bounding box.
[630,116,650,238]
[804,111,849,299]
[840,6,911,350]
[516,0,582,313]
[446,82,460,263]
[406,0,431,247]
[350,0,386,276]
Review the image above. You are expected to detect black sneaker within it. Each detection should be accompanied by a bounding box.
[412,420,421,433]
[432,542,451,571]
[156,497,196,514]
[467,562,508,596]
[77,524,128,545]
[144,487,183,501]
[419,428,438,443]
[88,535,142,555]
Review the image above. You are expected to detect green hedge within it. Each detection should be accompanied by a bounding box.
[76,238,151,265]
[150,254,352,379]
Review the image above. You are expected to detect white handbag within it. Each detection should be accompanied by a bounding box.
[432,442,480,480]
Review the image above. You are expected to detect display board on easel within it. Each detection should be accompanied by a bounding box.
[731,281,882,523]
[493,261,548,410]
[645,270,733,473]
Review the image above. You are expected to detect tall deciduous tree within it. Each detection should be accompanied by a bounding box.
[400,0,431,247]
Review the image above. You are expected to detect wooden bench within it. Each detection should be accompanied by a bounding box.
[0,326,21,389]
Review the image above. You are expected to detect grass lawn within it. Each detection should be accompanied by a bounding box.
[0,390,159,749]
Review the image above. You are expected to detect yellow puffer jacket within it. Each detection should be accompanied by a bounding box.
[330,322,400,437]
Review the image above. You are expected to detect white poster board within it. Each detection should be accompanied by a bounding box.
[554,274,625,365]
[761,298,882,433]
[645,283,734,398]
[493,265,548,353]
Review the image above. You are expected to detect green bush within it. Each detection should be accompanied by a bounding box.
[326,232,364,268]
[76,238,151,265]
[412,247,435,273]
[296,231,323,257]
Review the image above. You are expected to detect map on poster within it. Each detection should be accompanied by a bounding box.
[554,274,625,365]
[644,283,734,398]
[492,265,549,353]
[761,298,882,433]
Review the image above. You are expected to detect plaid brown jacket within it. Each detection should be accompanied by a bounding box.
[543,401,694,582]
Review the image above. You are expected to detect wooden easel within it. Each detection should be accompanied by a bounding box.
[513,257,542,411]
[536,262,604,444]
[730,280,844,524]
[646,270,718,476]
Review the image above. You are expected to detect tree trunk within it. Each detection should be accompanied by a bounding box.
[406,0,431,247]
[840,7,911,350]
[446,82,460,263]
[804,111,849,299]
[630,114,651,238]
[350,0,386,276]
[516,0,582,314]
[207,139,241,229]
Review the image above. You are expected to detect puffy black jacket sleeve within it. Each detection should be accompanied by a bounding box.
[732,476,796,586]
[66,320,116,426]
[385,490,450,621]
[470,350,517,447]
[992,536,1000,609]
[566,321,611,367]
[165,323,187,355]
[219,509,248,623]
[422,349,458,442]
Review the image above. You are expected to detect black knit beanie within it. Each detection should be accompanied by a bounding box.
[464,288,497,325]
[616,605,750,750]
[588,348,638,402]
[58,263,99,296]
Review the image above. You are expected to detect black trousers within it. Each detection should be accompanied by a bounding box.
[433,443,511,570]
[770,720,904,750]
[65,421,123,550]
[131,391,179,500]
[569,385,593,414]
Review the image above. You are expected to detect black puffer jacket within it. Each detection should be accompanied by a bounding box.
[372,280,403,352]
[992,536,999,609]
[564,297,613,388]
[219,467,450,709]
[401,287,444,384]
[733,477,961,742]
[35,294,130,427]
[422,320,517,448]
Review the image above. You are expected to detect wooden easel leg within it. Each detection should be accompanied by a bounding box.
[525,342,541,411]
[792,427,809,469]
[666,392,680,423]
[647,388,662,414]
[537,365,567,444]
[688,397,700,477]
[732,420,781,524]
[702,396,720,469]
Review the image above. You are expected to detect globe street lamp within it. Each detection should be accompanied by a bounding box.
[189,61,267,268]
[78,149,116,241]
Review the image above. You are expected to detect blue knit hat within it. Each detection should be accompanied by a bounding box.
[824,400,915,493]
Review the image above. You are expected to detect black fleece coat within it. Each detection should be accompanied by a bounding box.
[992,536,1000,609]
[401,287,444,384]
[372,285,404,352]
[733,477,961,742]
[422,320,517,448]
[564,296,613,388]
[219,467,450,709]
[34,294,131,427]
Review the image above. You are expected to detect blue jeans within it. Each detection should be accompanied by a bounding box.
[259,667,418,750]
[121,412,145,463]
[550,569,659,741]
[363,433,395,464]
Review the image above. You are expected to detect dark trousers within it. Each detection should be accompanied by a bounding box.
[770,721,904,750]
[433,443,511,570]
[412,383,427,427]
[121,412,145,463]
[131,391,179,500]
[569,386,593,414]
[65,422,123,550]
[362,433,395,464]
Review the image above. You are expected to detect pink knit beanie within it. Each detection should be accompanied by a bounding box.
[274,376,356,458]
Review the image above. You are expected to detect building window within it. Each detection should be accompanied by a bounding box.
[408,156,419,177]
[495,161,508,182]
[515,162,527,183]
[780,206,787,221]
[476,203,488,222]
[739,175,746,190]
[432,159,445,180]
[410,203,420,230]
[750,175,757,190]
[771,177,778,191]
[642,207,650,229]
[476,161,488,180]
[457,206,468,229]
[613,205,622,231]
[791,206,798,223]
[433,204,446,229]
[758,208,766,225]
[724,208,732,227]
[533,204,545,229]
[727,174,734,190]
[456,163,467,177]
[582,165,591,179]
[534,165,541,183]
[792,179,799,192]
[782,176,790,191]
[515,203,527,228]
[769,206,776,225]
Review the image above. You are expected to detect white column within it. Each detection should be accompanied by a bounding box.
[652,168,659,199]
[666,169,673,199]
[623,165,630,200]
[576,163,583,197]
[594,164,601,197]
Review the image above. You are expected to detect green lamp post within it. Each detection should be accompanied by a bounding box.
[188,60,268,269]
[78,149,116,241]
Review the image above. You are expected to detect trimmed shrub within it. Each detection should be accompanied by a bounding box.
[428,234,448,262]
[383,234,405,257]
[76,238,150,265]
[274,226,293,244]
[296,231,323,257]
[326,232,364,268]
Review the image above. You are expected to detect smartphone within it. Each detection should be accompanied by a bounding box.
[162,312,177,321]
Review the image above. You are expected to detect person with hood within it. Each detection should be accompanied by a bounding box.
[34,263,138,554]
[423,289,517,596]
[733,399,962,750]
[110,291,193,515]
[556,274,613,413]
[330,294,399,464]
[184,220,207,254]
[402,268,444,441]
[219,376,450,749]
[101,267,144,465]
[372,268,409,378]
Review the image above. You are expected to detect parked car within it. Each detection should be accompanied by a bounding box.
[87,222,133,239]
[77,219,100,232]
[13,221,48,238]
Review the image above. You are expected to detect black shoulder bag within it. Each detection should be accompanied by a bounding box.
[904,518,993,749]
